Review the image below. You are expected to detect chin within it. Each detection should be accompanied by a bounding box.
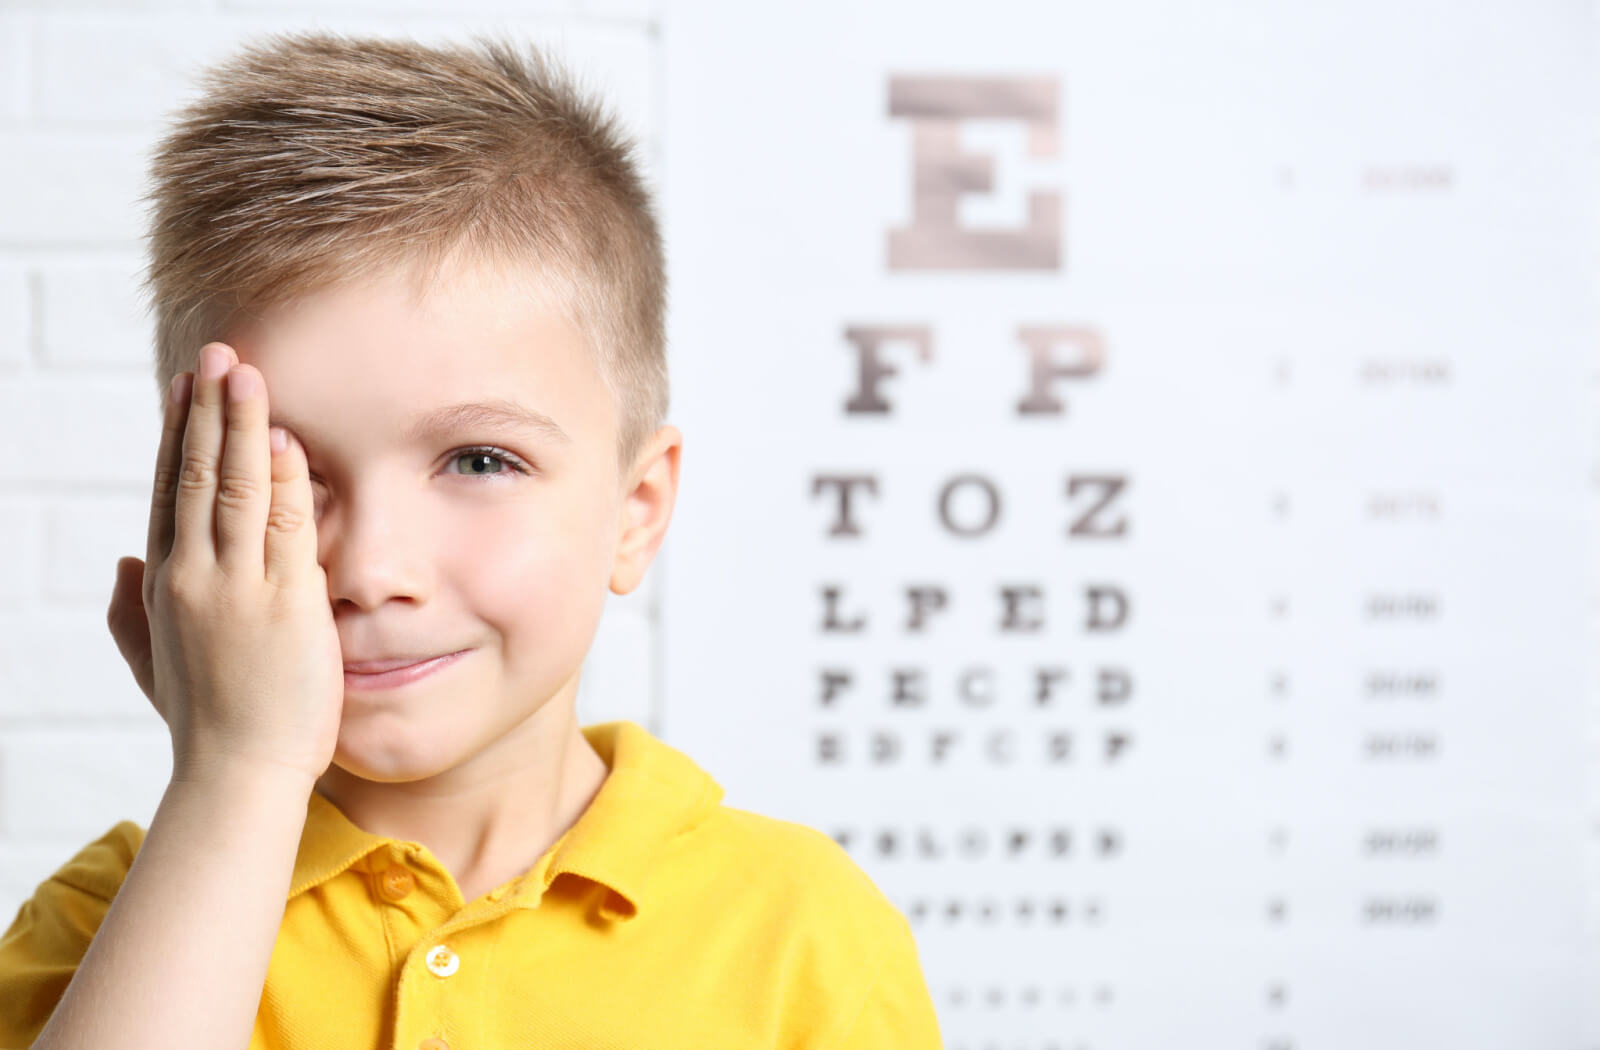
[329,720,463,784]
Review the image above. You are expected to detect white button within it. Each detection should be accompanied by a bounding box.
[425,945,459,978]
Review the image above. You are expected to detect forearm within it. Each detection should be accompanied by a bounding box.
[31,764,313,1050]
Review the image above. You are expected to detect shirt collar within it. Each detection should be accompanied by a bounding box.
[287,720,725,922]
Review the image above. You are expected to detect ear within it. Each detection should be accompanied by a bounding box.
[609,425,683,596]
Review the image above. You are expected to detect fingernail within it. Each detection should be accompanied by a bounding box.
[227,367,256,401]
[200,345,229,381]
[270,426,287,454]
[169,372,193,407]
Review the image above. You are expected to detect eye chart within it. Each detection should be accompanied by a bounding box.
[657,2,1595,1046]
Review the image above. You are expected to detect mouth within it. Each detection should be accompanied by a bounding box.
[343,649,471,691]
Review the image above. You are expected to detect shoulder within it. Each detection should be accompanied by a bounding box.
[687,803,907,936]
[672,806,939,1046]
[1,819,145,942]
[0,821,145,947]
[0,821,147,1049]
[704,805,882,883]
[41,820,147,901]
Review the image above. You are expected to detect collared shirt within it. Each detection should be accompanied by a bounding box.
[0,720,942,1049]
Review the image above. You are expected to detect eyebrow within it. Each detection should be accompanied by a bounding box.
[406,399,572,445]
[271,399,572,447]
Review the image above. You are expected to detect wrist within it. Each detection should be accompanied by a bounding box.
[170,752,319,798]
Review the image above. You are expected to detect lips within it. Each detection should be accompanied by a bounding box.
[342,649,471,691]
[345,656,441,672]
[344,652,460,674]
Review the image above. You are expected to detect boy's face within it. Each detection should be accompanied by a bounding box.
[219,252,677,784]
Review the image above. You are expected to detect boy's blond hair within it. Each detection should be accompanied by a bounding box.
[138,30,668,478]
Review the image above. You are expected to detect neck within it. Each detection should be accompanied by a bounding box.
[314,696,611,905]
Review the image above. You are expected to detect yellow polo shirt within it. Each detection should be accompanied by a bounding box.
[0,720,942,1048]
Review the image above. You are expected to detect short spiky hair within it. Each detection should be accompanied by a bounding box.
[138,30,668,478]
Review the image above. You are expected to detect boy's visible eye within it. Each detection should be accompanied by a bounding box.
[445,446,535,479]
[304,446,535,499]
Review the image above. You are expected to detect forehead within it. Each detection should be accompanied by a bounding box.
[229,256,610,449]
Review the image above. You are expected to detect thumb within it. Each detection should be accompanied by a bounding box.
[107,557,160,719]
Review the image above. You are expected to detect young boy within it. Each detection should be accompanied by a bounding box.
[0,30,942,1050]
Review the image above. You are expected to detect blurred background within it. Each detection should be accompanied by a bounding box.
[2,0,1595,1046]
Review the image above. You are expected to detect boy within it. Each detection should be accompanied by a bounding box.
[0,30,942,1050]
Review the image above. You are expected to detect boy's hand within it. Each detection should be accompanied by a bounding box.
[107,342,344,784]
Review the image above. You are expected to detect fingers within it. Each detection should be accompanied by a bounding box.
[146,366,194,575]
[265,422,318,588]
[172,342,236,569]
[107,556,158,710]
[215,358,272,575]
[157,339,317,588]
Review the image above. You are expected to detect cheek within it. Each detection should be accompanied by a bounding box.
[441,500,613,633]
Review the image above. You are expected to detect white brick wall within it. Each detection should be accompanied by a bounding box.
[0,263,27,367]
[0,17,26,124]
[0,2,664,925]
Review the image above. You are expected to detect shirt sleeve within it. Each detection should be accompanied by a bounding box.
[0,822,142,1049]
[831,914,944,1050]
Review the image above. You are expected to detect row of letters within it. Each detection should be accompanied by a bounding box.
[804,666,1438,706]
[809,473,1128,539]
[828,824,1437,859]
[819,583,1129,634]
[832,824,1121,860]
[889,894,1436,928]
[815,728,1130,765]
[817,665,1131,708]
[814,584,1439,633]
[899,895,1107,927]
[938,983,1116,1009]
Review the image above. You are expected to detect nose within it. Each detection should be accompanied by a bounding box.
[315,491,430,613]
